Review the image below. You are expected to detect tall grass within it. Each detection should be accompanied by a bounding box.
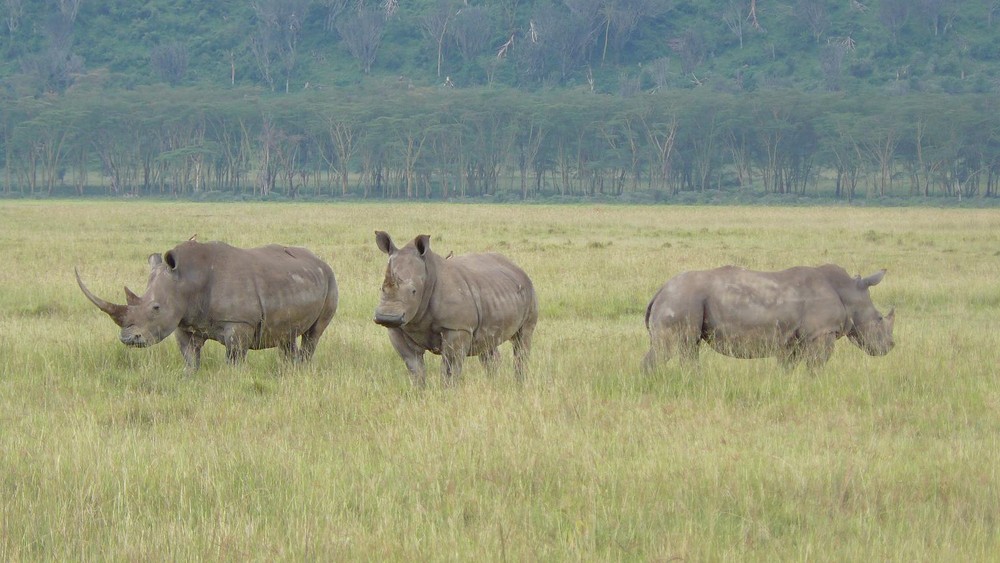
[1,201,998,560]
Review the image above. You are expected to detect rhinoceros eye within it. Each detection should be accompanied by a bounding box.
[152,303,161,313]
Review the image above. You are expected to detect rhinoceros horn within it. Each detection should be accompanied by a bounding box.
[75,268,127,327]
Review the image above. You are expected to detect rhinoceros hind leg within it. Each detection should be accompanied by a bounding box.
[641,347,662,374]
[226,346,248,365]
[645,326,700,373]
[279,336,299,362]
[479,347,501,377]
[511,324,535,382]
[299,307,334,362]
[297,328,320,362]
[778,348,802,372]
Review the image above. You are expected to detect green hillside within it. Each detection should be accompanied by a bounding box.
[3,0,999,95]
[2,1,999,201]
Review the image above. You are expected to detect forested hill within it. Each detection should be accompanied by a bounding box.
[2,2,999,202]
[3,0,1000,95]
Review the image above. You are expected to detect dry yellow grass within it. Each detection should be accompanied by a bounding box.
[1,200,998,560]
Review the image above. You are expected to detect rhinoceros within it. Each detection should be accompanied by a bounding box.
[76,240,338,371]
[643,264,895,372]
[373,231,538,387]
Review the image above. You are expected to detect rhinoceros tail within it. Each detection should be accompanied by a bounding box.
[644,288,661,330]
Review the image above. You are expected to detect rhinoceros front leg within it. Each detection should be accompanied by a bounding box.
[388,328,427,388]
[440,330,472,386]
[803,332,836,373]
[175,331,206,372]
[221,323,254,366]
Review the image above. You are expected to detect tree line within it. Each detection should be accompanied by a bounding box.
[2,84,998,200]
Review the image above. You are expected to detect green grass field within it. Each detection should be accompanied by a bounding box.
[1,201,998,560]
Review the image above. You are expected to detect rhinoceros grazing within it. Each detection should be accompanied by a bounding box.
[76,240,338,371]
[373,231,538,387]
[643,264,895,372]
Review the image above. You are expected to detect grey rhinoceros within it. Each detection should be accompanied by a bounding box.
[76,240,338,371]
[643,264,895,372]
[373,231,538,387]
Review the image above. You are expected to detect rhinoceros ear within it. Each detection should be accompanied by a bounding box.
[857,269,887,290]
[148,253,163,271]
[375,231,397,255]
[125,286,141,306]
[414,234,431,256]
[163,250,179,271]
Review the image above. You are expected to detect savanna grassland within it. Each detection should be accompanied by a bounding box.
[1,200,998,561]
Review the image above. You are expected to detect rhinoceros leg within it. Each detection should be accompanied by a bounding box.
[226,346,248,364]
[779,332,835,373]
[299,305,335,362]
[297,325,323,363]
[778,346,802,371]
[511,323,535,382]
[641,347,661,373]
[221,323,254,365]
[388,328,427,388]
[478,347,501,377]
[176,331,206,372]
[803,333,836,373]
[278,335,299,362]
[644,325,700,373]
[441,330,473,386]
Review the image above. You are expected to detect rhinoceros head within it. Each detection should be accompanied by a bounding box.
[845,270,896,356]
[76,251,187,348]
[373,231,434,328]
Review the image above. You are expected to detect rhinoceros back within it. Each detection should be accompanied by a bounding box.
[447,253,537,345]
[183,242,337,341]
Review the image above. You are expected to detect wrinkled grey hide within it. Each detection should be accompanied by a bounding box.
[77,240,338,371]
[643,264,894,372]
[374,231,538,387]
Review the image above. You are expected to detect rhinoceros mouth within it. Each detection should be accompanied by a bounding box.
[373,312,405,328]
[120,332,152,348]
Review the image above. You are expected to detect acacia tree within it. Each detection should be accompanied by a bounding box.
[250,0,308,92]
[516,3,594,83]
[321,0,351,31]
[450,6,493,67]
[151,42,189,86]
[642,101,679,195]
[510,97,548,199]
[420,0,459,78]
[337,6,387,74]
[373,99,435,198]
[320,102,368,196]
[859,113,900,197]
[595,0,668,64]
[721,0,748,48]
[4,0,23,41]
[794,0,830,43]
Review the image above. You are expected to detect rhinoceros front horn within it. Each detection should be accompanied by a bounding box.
[75,267,127,327]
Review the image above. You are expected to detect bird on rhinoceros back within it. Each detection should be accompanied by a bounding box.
[643,264,895,373]
[76,240,338,372]
[373,231,538,388]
